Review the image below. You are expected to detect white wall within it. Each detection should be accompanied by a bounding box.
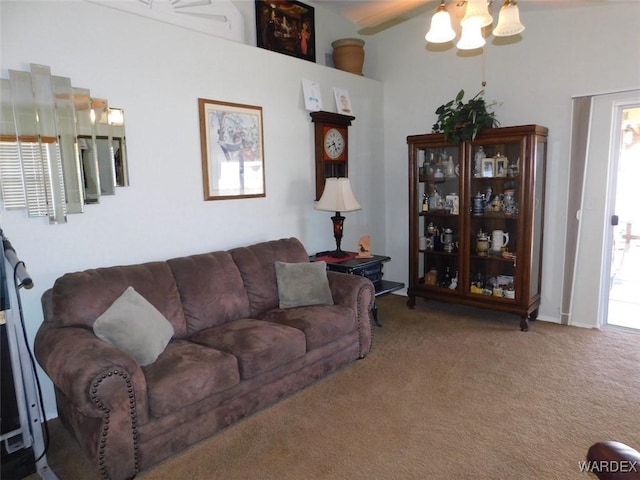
[0,1,383,418]
[369,2,640,324]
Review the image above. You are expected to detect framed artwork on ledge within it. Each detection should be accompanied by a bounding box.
[255,0,315,63]
[482,157,495,178]
[198,98,266,200]
[334,87,353,116]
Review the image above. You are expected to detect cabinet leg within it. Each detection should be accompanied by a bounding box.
[407,295,415,309]
[520,308,539,331]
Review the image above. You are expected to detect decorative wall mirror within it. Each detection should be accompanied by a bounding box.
[0,64,129,223]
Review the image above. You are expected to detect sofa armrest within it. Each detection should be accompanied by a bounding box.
[587,441,640,479]
[34,320,149,423]
[327,271,375,357]
[35,319,150,479]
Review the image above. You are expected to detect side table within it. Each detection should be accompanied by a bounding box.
[310,252,405,326]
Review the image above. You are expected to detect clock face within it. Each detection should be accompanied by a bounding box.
[323,128,346,160]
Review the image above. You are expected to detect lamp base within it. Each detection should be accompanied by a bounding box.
[329,249,349,258]
[330,212,346,259]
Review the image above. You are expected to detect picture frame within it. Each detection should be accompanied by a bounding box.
[495,157,508,177]
[255,0,315,63]
[333,87,353,116]
[302,79,322,111]
[482,157,495,178]
[198,98,266,200]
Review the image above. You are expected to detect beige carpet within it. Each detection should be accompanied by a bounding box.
[30,295,640,479]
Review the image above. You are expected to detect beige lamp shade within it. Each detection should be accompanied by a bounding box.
[315,178,362,213]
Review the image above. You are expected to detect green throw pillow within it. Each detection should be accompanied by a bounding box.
[93,286,174,366]
[275,261,334,309]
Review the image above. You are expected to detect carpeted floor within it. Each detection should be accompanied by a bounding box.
[28,295,640,479]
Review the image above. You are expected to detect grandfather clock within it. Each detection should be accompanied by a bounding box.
[310,111,355,200]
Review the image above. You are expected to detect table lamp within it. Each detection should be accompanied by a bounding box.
[315,177,362,258]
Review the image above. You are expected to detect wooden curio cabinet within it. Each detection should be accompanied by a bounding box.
[407,125,548,331]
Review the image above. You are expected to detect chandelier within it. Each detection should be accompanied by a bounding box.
[425,0,524,50]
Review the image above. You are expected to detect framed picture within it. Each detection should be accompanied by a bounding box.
[302,79,322,111]
[495,157,508,177]
[255,0,315,63]
[334,87,353,115]
[482,157,495,178]
[198,98,266,200]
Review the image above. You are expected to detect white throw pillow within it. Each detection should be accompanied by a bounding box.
[93,286,174,366]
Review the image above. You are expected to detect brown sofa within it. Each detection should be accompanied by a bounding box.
[35,238,375,480]
[587,441,640,479]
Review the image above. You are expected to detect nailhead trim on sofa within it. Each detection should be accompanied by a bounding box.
[91,370,140,479]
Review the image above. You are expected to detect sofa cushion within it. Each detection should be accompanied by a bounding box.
[259,304,357,351]
[275,261,334,308]
[93,286,175,366]
[190,318,306,379]
[143,340,240,417]
[51,261,188,337]
[230,238,310,317]
[167,251,251,336]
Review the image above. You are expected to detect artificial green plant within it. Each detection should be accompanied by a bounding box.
[432,89,500,143]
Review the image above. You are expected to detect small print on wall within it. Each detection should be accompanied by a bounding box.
[198,98,266,200]
[302,79,323,111]
[334,88,353,116]
[255,0,315,63]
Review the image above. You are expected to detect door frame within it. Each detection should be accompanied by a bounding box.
[569,90,640,328]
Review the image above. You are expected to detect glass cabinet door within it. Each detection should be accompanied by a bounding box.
[467,136,523,302]
[416,143,463,294]
[528,139,547,299]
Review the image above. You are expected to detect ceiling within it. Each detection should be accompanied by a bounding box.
[316,0,613,34]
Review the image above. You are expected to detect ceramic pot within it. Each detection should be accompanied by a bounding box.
[332,38,365,75]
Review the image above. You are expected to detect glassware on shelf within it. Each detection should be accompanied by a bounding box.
[444,155,456,177]
[426,268,438,286]
[429,186,442,210]
[425,222,438,250]
[503,189,517,215]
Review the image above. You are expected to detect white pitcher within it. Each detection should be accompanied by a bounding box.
[490,230,509,253]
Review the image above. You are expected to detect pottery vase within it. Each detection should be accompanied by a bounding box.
[332,38,365,75]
